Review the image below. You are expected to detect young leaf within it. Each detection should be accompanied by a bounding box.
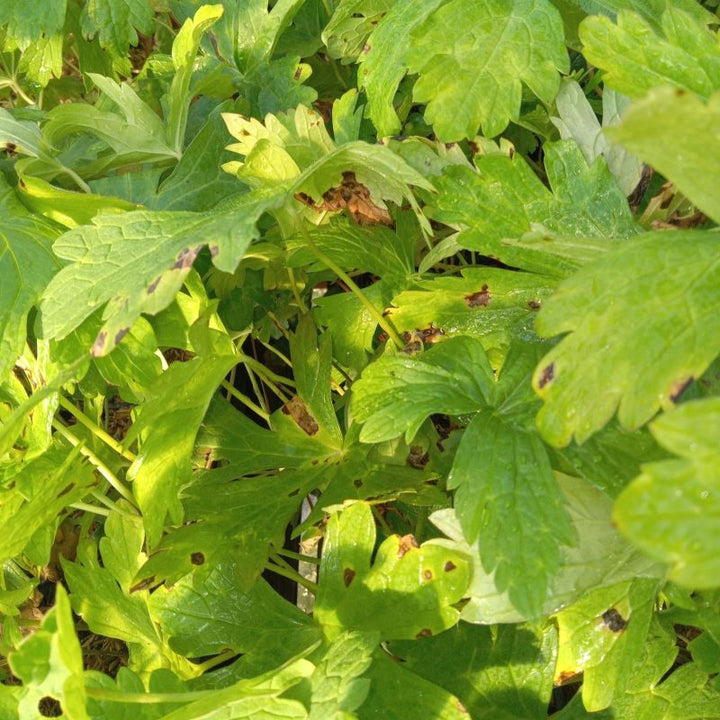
[9,586,88,720]
[533,232,720,446]
[38,186,286,356]
[403,0,568,140]
[426,140,637,273]
[389,622,557,720]
[580,8,720,99]
[80,0,154,61]
[614,398,720,590]
[608,87,720,224]
[351,336,495,443]
[315,502,470,640]
[449,409,573,619]
[0,175,63,379]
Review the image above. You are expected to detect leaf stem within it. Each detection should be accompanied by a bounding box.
[70,501,110,517]
[275,547,320,565]
[266,557,318,593]
[59,396,137,462]
[220,381,270,423]
[84,687,215,704]
[194,649,239,673]
[52,421,137,507]
[295,219,404,347]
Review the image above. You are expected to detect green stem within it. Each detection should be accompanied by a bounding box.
[59,396,137,462]
[266,558,318,593]
[275,547,320,565]
[52,421,137,507]
[221,381,270,423]
[256,339,293,369]
[70,502,110,517]
[295,220,404,347]
[287,267,307,314]
[194,649,238,673]
[372,506,394,537]
[240,355,296,390]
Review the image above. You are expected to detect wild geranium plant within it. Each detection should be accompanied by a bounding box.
[1,1,719,717]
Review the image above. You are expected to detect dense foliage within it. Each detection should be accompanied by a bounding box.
[1,0,720,717]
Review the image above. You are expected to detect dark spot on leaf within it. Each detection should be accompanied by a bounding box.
[468,141,478,156]
[528,300,541,310]
[38,697,61,717]
[444,561,456,572]
[674,88,687,97]
[4,142,17,157]
[397,534,419,558]
[416,628,432,638]
[190,552,205,566]
[172,246,201,270]
[362,43,371,54]
[343,567,356,587]
[508,146,516,158]
[57,483,75,498]
[288,488,300,497]
[465,284,491,307]
[282,396,319,435]
[91,331,107,357]
[130,577,156,593]
[669,377,693,403]
[601,608,627,633]
[293,66,302,81]
[147,276,161,294]
[407,446,429,469]
[115,328,129,346]
[353,478,363,488]
[537,363,555,389]
[423,569,433,580]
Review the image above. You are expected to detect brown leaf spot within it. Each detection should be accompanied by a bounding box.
[91,331,107,357]
[295,171,392,226]
[465,284,491,307]
[416,628,432,638]
[209,245,219,258]
[669,377,693,403]
[343,567,356,587]
[4,142,17,157]
[397,534,419,558]
[130,577,157,593]
[353,478,363,488]
[172,246,201,270]
[282,395,319,435]
[555,670,582,686]
[362,43,371,54]
[190,552,205,566]
[537,363,555,389]
[407,446,429,469]
[528,300,541,310]
[293,65,302,81]
[114,328,130,346]
[601,608,627,633]
[444,561,457,572]
[423,569,433,580]
[147,276,161,294]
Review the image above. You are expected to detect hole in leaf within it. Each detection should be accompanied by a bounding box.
[38,697,62,717]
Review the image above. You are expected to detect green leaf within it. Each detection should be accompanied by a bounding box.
[0,446,94,564]
[323,0,395,61]
[149,560,320,669]
[9,585,88,720]
[580,8,720,99]
[315,502,470,640]
[567,0,714,32]
[554,579,658,711]
[426,140,637,273]
[389,622,557,720]
[0,0,66,50]
[80,0,154,59]
[0,175,63,380]
[359,652,470,719]
[431,474,662,624]
[614,398,720,590]
[38,186,286,356]
[608,87,720,225]
[351,336,495,443]
[533,231,720,446]
[125,334,237,546]
[306,631,375,719]
[449,410,573,619]
[404,0,568,140]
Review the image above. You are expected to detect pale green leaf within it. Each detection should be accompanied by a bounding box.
[315,502,470,640]
[533,232,720,446]
[426,140,637,272]
[449,410,573,619]
[431,474,663,624]
[0,175,63,379]
[9,586,88,720]
[404,0,568,140]
[554,579,658,711]
[389,623,557,720]
[579,8,720,99]
[323,0,394,61]
[38,185,286,355]
[0,0,66,50]
[351,336,495,443]
[614,398,720,590]
[608,87,720,224]
[126,336,237,546]
[568,0,714,31]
